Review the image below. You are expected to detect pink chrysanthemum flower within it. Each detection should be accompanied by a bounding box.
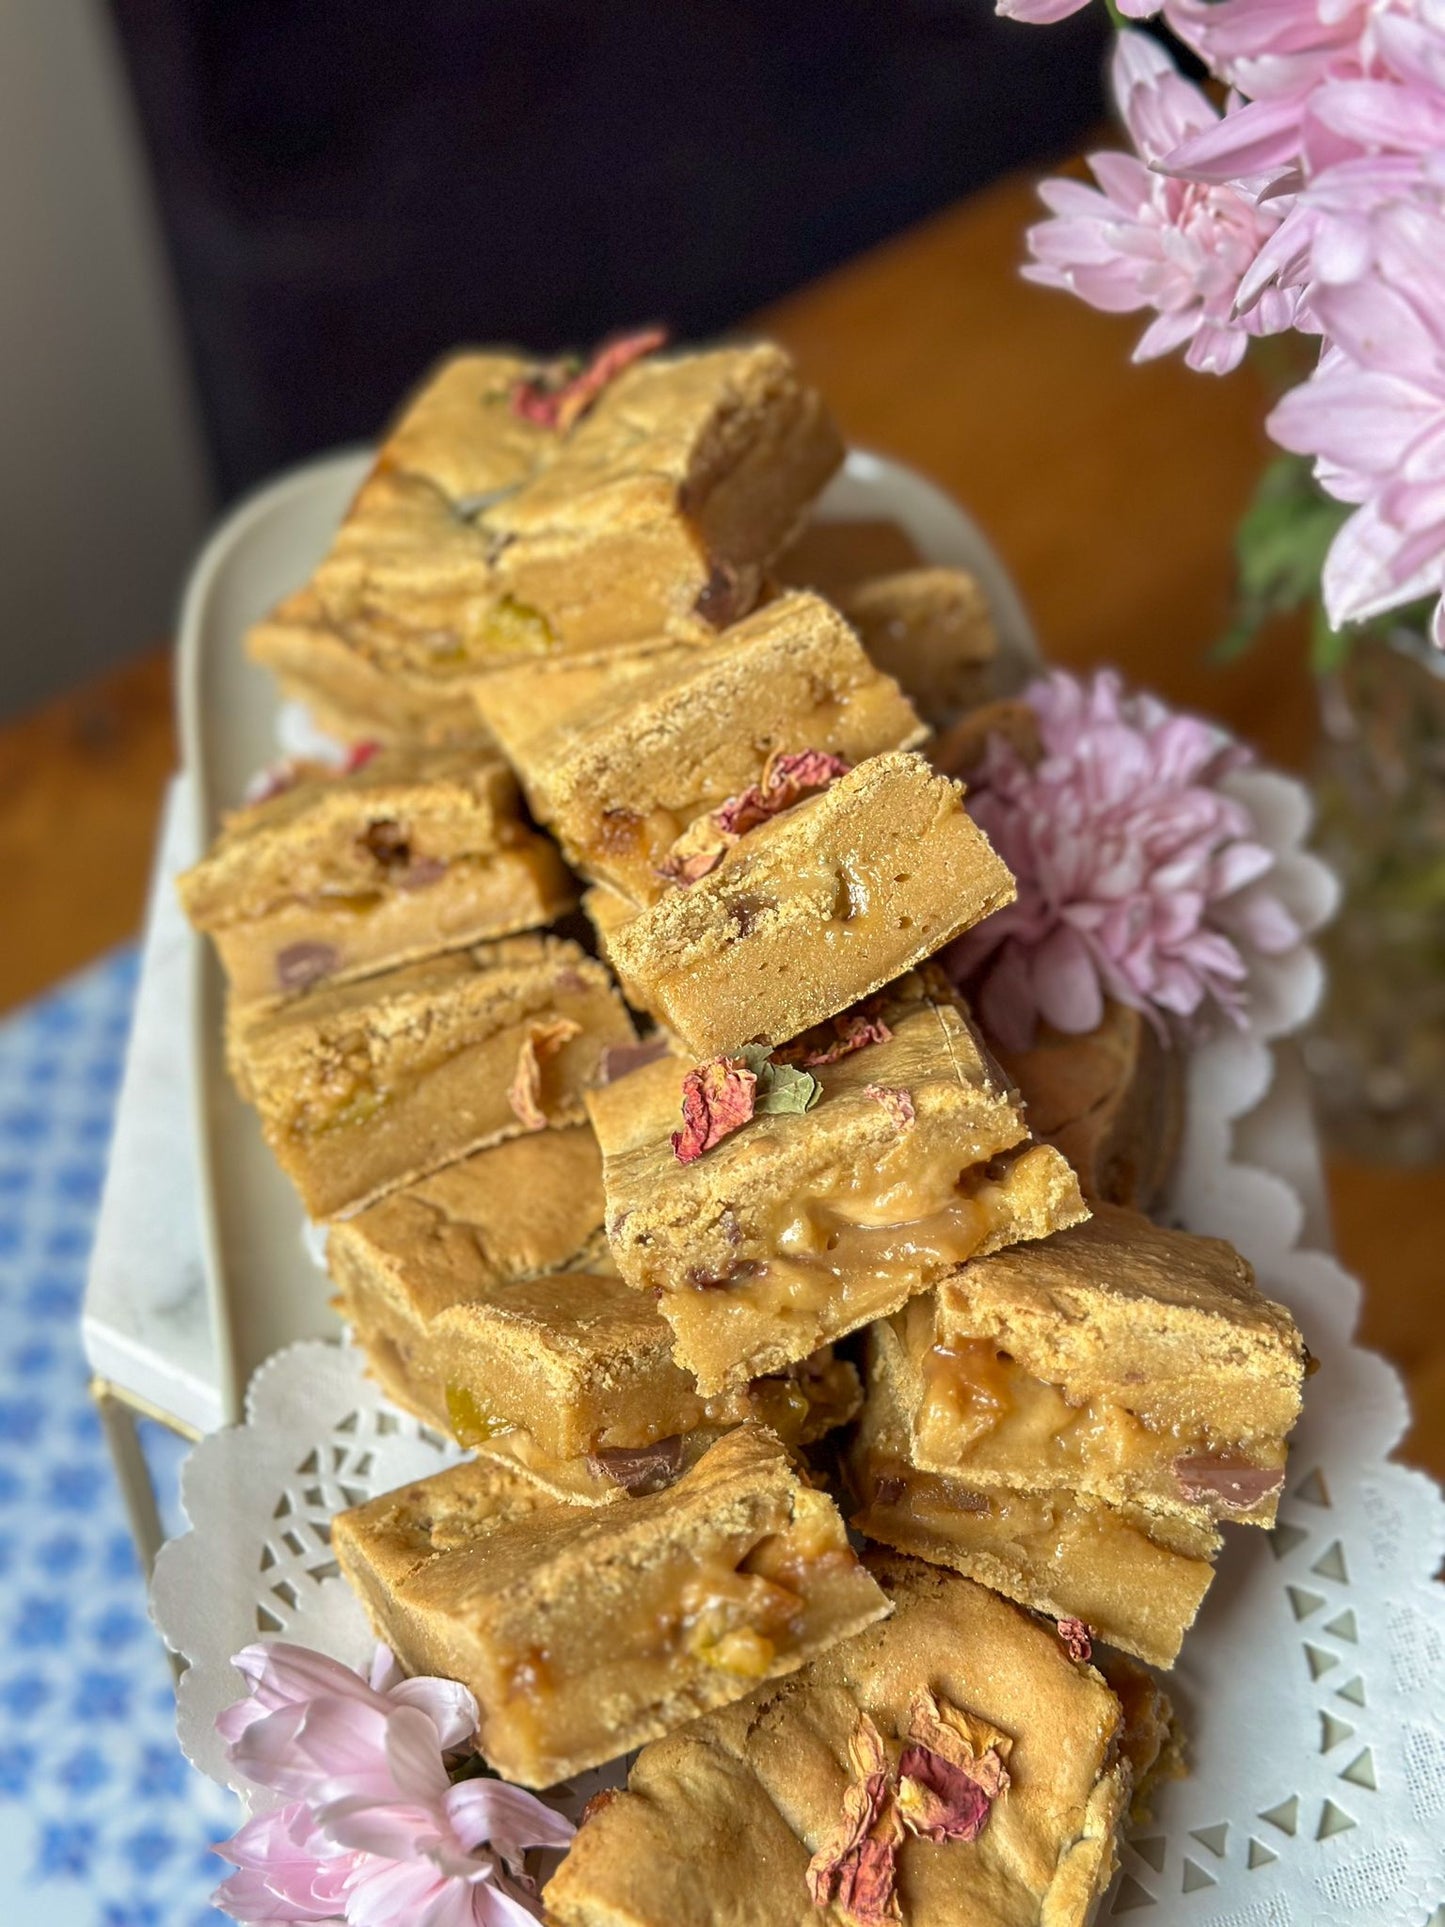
[213,1642,574,1927]
[1024,34,1298,374]
[946,672,1300,1052]
[1163,0,1428,185]
[997,0,1158,21]
[1268,199,1445,647]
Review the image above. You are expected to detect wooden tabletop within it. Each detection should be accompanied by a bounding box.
[1,165,1439,1473]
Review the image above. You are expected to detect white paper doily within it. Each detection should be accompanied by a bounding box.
[150,776,1445,1926]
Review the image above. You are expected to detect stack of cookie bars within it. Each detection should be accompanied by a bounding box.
[180,337,1308,1927]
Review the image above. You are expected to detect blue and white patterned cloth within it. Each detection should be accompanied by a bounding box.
[0,951,233,1927]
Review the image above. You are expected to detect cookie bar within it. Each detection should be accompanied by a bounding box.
[587,970,1087,1393]
[226,935,634,1218]
[475,590,926,907]
[839,567,998,727]
[333,1424,889,1788]
[468,1343,862,1509]
[248,342,841,741]
[903,1204,1306,1527]
[992,999,1184,1210]
[482,342,842,652]
[328,1127,858,1494]
[545,1553,1134,1927]
[248,351,559,742]
[588,751,1016,1058]
[178,745,575,1007]
[849,1333,1219,1668]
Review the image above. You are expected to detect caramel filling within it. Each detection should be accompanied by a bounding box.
[672,1146,1031,1322]
[916,1339,1284,1509]
[490,1507,857,1752]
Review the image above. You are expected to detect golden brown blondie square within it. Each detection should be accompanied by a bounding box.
[474,590,926,907]
[545,1552,1134,1927]
[904,1204,1307,1527]
[849,1330,1220,1669]
[839,566,999,727]
[586,969,1086,1394]
[588,751,1016,1058]
[178,744,575,1007]
[992,999,1185,1211]
[333,1424,889,1788]
[248,342,841,741]
[226,934,633,1218]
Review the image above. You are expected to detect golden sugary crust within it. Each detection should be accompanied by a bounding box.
[593,751,1016,1058]
[992,1000,1185,1214]
[334,1425,889,1789]
[479,589,926,907]
[839,566,997,728]
[544,1553,1131,1927]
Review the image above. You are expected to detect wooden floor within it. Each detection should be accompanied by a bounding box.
[1,165,1439,1474]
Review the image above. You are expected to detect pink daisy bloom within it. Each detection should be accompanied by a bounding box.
[946,672,1300,1052]
[1024,34,1298,374]
[213,1642,574,1927]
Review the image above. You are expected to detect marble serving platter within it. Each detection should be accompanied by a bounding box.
[175,444,1042,1423]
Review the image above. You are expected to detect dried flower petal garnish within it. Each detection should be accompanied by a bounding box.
[507,1018,582,1132]
[242,757,305,807]
[671,1057,758,1163]
[865,1085,915,1129]
[655,833,728,888]
[895,1690,1011,1844]
[713,748,852,839]
[738,1042,822,1116]
[806,1714,904,1927]
[511,327,668,432]
[1057,1617,1093,1664]
[342,740,382,775]
[780,1005,894,1068]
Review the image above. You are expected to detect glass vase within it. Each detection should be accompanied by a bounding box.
[1304,627,1445,1163]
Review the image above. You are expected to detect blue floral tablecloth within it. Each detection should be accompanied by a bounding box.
[0,950,232,1927]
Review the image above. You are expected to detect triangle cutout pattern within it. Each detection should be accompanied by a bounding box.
[1258,1796,1299,1837]
[1247,1838,1278,1871]
[1181,1859,1216,1894]
[1339,1748,1378,1791]
[1190,1824,1229,1858]
[1294,1467,1332,1507]
[1305,1643,1340,1681]
[1311,1540,1350,1583]
[1324,1608,1359,1643]
[1336,1675,1368,1708]
[1268,1522,1310,1560]
[1316,1798,1356,1840]
[1320,1711,1355,1752]
[1110,1873,1156,1914]
[1132,1838,1167,1875]
[1287,1586,1325,1621]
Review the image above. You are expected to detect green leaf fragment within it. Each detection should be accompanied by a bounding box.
[736,1042,822,1114]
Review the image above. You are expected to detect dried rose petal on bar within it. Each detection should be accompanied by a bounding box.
[510,327,668,432]
[670,1057,757,1164]
[507,1017,583,1131]
[713,748,852,838]
[806,1714,904,1927]
[1057,1616,1093,1664]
